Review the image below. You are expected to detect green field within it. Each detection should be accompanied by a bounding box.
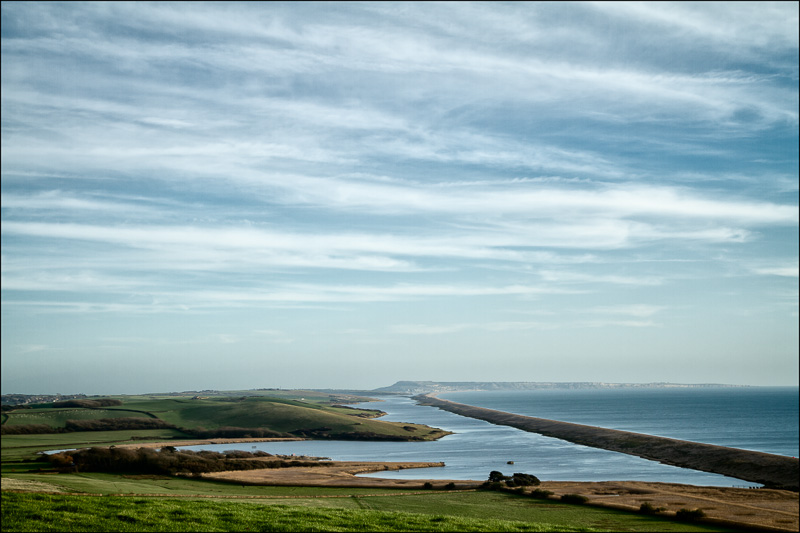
[3,409,153,428]
[2,492,597,532]
[2,393,445,441]
[2,487,736,532]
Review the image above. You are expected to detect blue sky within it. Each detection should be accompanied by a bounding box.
[2,2,798,395]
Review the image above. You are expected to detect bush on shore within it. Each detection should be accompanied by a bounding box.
[44,446,331,476]
[675,508,706,521]
[560,494,589,504]
[483,470,541,488]
[639,502,666,514]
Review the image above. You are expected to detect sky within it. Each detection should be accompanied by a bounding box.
[1,2,798,395]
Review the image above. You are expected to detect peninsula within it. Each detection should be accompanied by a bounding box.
[415,393,799,491]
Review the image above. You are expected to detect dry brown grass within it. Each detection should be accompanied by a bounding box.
[202,459,479,490]
[536,481,798,532]
[205,460,798,532]
[1,478,64,493]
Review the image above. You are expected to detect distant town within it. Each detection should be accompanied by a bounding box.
[1,393,88,406]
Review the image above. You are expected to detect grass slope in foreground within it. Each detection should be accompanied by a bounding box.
[2,491,738,532]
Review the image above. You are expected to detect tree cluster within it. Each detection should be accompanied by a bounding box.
[64,418,172,432]
[52,399,123,408]
[485,470,541,487]
[45,447,331,475]
[1,417,170,435]
[0,424,54,435]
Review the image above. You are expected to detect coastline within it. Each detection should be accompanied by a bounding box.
[415,393,799,491]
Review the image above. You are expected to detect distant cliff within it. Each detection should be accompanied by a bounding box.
[374,381,745,394]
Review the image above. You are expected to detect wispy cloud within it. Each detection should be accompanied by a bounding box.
[1,2,797,390]
[587,305,666,317]
[751,265,800,277]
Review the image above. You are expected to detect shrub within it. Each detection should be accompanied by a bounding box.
[0,424,57,435]
[52,399,122,408]
[480,481,506,491]
[43,447,329,476]
[488,471,507,483]
[64,418,172,432]
[639,502,666,514]
[529,489,554,499]
[510,472,540,486]
[444,482,456,490]
[423,482,433,489]
[560,494,588,504]
[675,508,705,521]
[487,470,540,487]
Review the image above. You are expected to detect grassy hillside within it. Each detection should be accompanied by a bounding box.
[3,408,152,428]
[1,487,735,532]
[1,492,596,532]
[2,393,447,442]
[148,396,441,439]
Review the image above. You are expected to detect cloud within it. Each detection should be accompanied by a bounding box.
[751,265,800,277]
[1,2,797,393]
[0,191,156,217]
[538,270,664,286]
[587,305,666,317]
[391,320,555,336]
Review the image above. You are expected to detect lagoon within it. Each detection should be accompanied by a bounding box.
[180,388,799,487]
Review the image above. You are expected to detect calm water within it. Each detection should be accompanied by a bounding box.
[444,387,799,457]
[181,387,798,487]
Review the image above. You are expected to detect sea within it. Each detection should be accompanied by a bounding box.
[180,387,799,487]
